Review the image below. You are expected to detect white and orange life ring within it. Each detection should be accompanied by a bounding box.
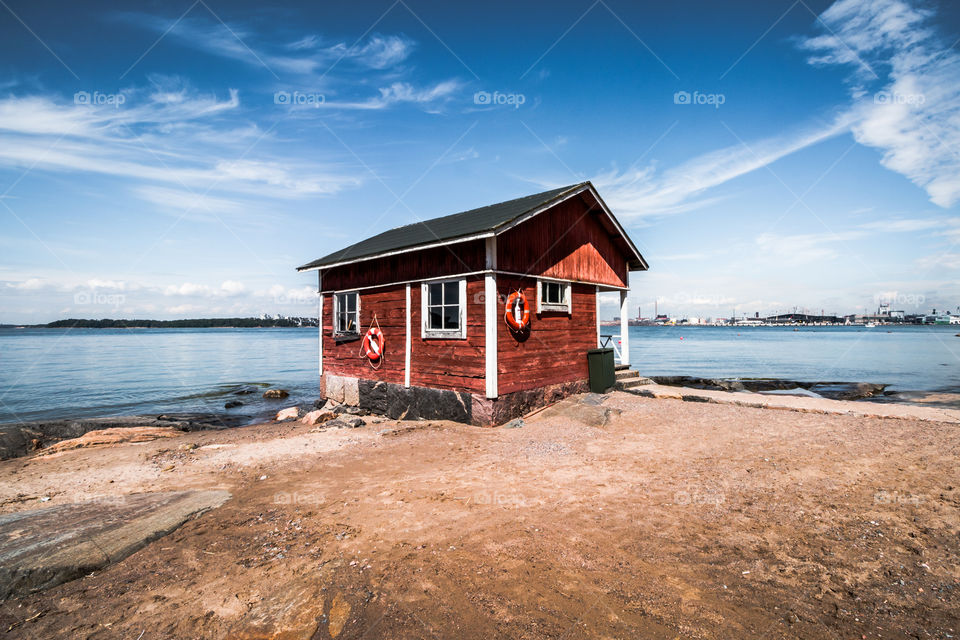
[362,326,384,360]
[505,291,531,331]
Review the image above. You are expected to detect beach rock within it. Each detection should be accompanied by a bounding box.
[0,414,246,461]
[276,407,299,421]
[301,410,335,426]
[327,417,365,429]
[333,404,365,416]
[224,400,243,409]
[38,427,183,455]
[0,490,231,599]
[263,389,289,400]
[809,382,887,401]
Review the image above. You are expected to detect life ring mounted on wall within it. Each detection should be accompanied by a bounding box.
[363,326,384,360]
[359,313,385,369]
[504,290,531,332]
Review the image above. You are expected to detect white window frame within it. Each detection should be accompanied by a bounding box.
[332,290,360,336]
[421,278,467,339]
[536,278,572,314]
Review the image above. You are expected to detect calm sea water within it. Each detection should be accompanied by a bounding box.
[605,325,960,392]
[0,325,958,424]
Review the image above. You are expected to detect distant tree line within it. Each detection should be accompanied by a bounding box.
[38,317,318,329]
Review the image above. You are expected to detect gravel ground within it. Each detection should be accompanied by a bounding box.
[0,391,958,639]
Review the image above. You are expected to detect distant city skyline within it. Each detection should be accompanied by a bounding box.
[1,0,959,323]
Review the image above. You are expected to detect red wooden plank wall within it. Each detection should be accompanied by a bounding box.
[497,196,628,288]
[496,277,596,395]
[322,278,487,394]
[322,239,486,291]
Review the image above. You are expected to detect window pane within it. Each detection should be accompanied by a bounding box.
[429,283,442,306]
[443,305,459,329]
[429,308,442,329]
[444,281,459,305]
[346,293,356,313]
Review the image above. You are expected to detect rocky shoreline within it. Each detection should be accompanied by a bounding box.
[0,414,250,461]
[3,376,955,461]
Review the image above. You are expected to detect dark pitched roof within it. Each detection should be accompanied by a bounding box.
[297,183,587,271]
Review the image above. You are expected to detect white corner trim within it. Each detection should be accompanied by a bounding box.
[595,285,601,348]
[404,283,411,388]
[318,272,323,376]
[485,238,498,399]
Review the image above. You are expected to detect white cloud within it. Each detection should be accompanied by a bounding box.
[0,85,361,199]
[755,230,866,264]
[802,0,960,207]
[118,13,414,75]
[319,80,463,111]
[220,280,246,296]
[593,119,848,218]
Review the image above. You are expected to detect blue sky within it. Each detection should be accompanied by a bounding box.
[1,0,959,322]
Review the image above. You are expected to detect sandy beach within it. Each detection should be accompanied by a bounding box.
[1,390,958,639]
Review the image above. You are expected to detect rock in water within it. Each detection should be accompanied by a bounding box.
[0,490,231,599]
[263,389,289,399]
[224,400,243,409]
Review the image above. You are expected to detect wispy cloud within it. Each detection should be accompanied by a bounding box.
[593,119,848,218]
[801,0,960,207]
[117,13,415,76]
[0,79,362,200]
[318,79,463,111]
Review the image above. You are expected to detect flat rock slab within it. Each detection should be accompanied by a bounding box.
[627,384,960,423]
[0,489,231,600]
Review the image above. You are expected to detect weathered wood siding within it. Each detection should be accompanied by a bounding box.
[322,278,487,393]
[496,276,596,395]
[497,196,628,288]
[322,239,486,292]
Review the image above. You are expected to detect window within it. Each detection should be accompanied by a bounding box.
[422,279,466,339]
[334,291,359,335]
[537,279,571,313]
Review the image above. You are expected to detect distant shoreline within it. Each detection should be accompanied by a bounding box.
[0,317,319,329]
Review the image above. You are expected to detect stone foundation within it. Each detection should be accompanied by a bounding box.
[321,374,588,426]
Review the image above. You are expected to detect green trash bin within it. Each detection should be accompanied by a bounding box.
[586,348,616,393]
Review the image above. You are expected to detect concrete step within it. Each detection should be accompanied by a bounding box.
[617,375,653,389]
[615,369,638,380]
[614,364,630,371]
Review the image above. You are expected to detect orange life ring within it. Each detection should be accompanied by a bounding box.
[362,326,384,360]
[505,291,531,331]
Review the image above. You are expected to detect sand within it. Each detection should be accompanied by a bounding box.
[0,391,958,638]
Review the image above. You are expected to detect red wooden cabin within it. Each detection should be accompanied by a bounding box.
[297,182,648,425]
